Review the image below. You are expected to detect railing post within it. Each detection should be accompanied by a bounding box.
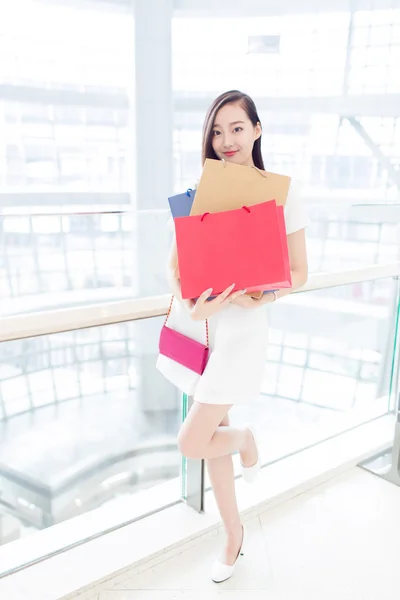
[180,394,205,512]
[382,277,400,484]
[360,276,400,484]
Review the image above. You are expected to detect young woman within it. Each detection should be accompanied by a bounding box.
[164,90,308,583]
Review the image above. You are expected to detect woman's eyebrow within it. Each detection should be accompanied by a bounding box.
[213,120,245,128]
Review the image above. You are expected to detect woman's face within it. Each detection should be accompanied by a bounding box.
[211,102,261,167]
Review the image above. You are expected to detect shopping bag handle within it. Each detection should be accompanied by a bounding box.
[186,188,193,197]
[220,159,268,178]
[252,166,268,178]
[200,206,250,221]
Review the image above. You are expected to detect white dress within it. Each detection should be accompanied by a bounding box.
[157,179,309,405]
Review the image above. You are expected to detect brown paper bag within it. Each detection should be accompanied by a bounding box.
[190,159,291,216]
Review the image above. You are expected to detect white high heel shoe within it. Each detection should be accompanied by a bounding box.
[241,425,261,484]
[211,526,245,584]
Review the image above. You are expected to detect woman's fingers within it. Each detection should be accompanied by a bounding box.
[198,288,214,303]
[215,283,236,303]
[228,289,247,302]
[196,285,248,309]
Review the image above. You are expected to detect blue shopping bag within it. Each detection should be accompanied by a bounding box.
[168,189,196,218]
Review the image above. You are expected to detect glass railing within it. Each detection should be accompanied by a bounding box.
[0,312,182,576]
[1,202,399,315]
[0,205,171,315]
[306,202,400,271]
[0,263,399,578]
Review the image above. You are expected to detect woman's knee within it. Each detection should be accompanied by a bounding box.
[178,428,193,458]
[177,426,202,459]
[177,413,229,459]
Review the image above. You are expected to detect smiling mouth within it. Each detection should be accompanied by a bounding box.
[224,151,238,156]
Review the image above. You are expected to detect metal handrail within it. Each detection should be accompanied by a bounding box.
[1,202,400,218]
[1,263,399,343]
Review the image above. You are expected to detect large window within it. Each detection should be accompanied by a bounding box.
[172,10,400,198]
[0,1,133,192]
[172,10,400,95]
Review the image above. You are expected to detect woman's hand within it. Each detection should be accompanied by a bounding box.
[230,291,276,309]
[189,284,246,321]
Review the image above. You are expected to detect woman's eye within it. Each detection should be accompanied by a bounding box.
[234,127,243,133]
[213,130,221,136]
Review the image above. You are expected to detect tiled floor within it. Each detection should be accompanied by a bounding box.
[93,468,400,600]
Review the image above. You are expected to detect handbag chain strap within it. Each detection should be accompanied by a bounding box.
[164,295,209,348]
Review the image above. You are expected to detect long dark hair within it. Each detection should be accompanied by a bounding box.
[201,90,265,170]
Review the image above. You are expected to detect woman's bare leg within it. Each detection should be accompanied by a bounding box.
[178,401,258,566]
[206,412,243,566]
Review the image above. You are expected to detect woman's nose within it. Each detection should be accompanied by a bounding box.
[223,136,234,148]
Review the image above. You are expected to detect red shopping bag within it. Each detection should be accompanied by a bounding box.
[175,200,291,300]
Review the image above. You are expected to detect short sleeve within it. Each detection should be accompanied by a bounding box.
[284,179,309,235]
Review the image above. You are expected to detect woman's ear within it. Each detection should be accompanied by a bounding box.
[255,122,262,140]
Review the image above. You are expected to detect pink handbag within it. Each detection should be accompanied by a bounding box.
[159,297,209,375]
